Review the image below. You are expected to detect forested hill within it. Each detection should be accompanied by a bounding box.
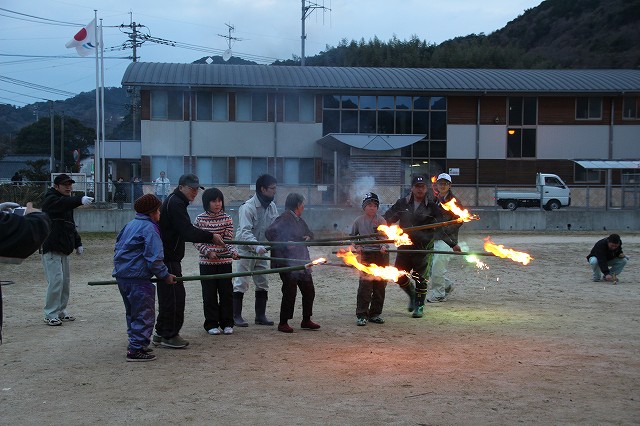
[277,0,640,68]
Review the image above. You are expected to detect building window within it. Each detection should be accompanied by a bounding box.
[236,93,267,122]
[622,97,639,119]
[151,91,183,120]
[236,157,267,184]
[150,156,182,184]
[212,93,228,121]
[574,165,600,183]
[507,97,537,159]
[283,94,315,123]
[283,158,315,184]
[576,97,602,120]
[196,157,228,184]
[196,92,212,121]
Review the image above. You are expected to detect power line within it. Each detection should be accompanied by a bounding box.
[0,75,77,97]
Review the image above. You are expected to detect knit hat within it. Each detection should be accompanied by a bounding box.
[362,192,380,209]
[134,194,162,215]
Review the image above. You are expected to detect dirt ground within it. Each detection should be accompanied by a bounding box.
[1,230,639,425]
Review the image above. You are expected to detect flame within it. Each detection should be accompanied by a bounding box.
[312,257,327,265]
[440,198,479,222]
[465,255,490,270]
[431,176,437,183]
[336,249,407,282]
[377,224,412,247]
[483,237,533,265]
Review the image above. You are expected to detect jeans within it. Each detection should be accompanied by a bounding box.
[588,256,627,281]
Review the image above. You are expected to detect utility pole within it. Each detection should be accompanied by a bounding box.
[301,0,330,66]
[49,101,54,173]
[218,23,243,61]
[60,111,64,172]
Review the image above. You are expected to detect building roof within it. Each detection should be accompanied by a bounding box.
[121,63,640,95]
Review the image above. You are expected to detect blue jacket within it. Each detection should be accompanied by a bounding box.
[113,214,169,281]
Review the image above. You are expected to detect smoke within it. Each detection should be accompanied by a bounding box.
[350,176,376,206]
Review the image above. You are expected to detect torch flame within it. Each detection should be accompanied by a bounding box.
[312,257,327,265]
[465,255,490,270]
[483,237,533,265]
[440,198,479,222]
[336,249,407,282]
[376,224,412,247]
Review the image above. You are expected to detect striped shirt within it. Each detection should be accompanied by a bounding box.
[193,211,236,265]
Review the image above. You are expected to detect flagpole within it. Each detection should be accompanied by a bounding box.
[93,10,101,202]
[99,19,106,203]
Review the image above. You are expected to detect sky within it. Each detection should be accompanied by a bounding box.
[0,0,544,108]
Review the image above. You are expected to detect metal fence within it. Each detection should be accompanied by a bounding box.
[2,181,639,210]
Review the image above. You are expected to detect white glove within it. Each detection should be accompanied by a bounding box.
[0,202,20,212]
[81,196,94,205]
[76,246,84,255]
[255,245,267,255]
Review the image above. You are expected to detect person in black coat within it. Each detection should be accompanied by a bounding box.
[41,174,93,326]
[383,175,443,318]
[0,201,51,343]
[153,174,224,349]
[587,234,628,282]
[265,193,320,333]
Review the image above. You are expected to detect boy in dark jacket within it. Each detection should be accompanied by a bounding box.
[114,194,175,362]
[265,193,320,333]
[41,174,93,326]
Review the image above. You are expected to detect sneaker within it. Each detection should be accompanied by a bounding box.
[141,346,154,353]
[445,284,456,298]
[427,297,445,303]
[356,317,367,326]
[412,305,424,318]
[207,327,221,335]
[59,312,76,321]
[44,317,62,326]
[278,323,294,333]
[160,335,189,349]
[126,350,156,362]
[368,316,385,324]
[151,334,163,346]
[300,320,321,330]
[223,327,234,335]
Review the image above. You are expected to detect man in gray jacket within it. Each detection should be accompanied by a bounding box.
[232,174,279,327]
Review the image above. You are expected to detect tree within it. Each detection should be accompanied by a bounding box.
[14,115,95,172]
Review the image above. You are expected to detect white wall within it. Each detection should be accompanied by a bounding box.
[537,125,608,159]
[613,125,640,158]
[447,124,476,159]
[479,125,506,159]
[141,121,189,155]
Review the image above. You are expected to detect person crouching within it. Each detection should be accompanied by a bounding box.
[113,194,176,362]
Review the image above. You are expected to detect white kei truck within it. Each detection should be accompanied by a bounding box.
[495,173,571,211]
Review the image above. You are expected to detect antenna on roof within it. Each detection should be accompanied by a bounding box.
[218,23,243,62]
[301,0,331,67]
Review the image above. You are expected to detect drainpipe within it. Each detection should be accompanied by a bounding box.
[606,98,614,210]
[274,90,278,177]
[188,88,193,173]
[475,96,481,206]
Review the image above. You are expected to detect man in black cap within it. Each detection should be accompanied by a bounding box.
[383,174,442,318]
[41,174,93,326]
[587,234,628,282]
[154,173,224,349]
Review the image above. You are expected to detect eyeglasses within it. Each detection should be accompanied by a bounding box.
[267,186,277,190]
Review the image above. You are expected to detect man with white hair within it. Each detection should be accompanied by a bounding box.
[426,173,462,303]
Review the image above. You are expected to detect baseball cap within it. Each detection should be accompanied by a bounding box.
[178,173,204,190]
[54,173,75,185]
[436,173,452,183]
[411,175,427,185]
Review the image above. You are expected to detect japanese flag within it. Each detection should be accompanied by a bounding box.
[65,18,97,57]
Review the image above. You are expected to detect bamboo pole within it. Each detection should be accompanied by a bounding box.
[332,249,495,257]
[88,262,318,286]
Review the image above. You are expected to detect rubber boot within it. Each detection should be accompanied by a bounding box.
[399,279,416,312]
[254,291,274,325]
[233,292,249,327]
